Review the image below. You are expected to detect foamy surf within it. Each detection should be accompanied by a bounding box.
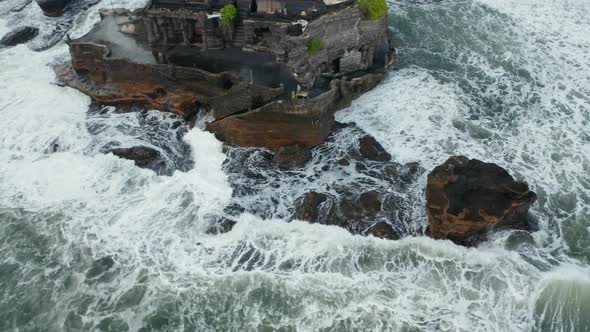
[0,0,589,330]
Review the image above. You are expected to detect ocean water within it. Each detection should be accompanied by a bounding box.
[1,0,589,331]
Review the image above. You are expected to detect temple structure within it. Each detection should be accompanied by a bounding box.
[58,0,395,154]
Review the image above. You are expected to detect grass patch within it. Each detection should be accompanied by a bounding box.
[307,37,323,55]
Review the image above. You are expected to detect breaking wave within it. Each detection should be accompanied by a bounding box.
[0,0,589,331]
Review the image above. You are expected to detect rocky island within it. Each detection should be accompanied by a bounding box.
[52,0,537,246]
[56,0,394,159]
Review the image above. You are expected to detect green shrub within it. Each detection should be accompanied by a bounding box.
[307,37,323,55]
[220,4,237,26]
[357,0,387,20]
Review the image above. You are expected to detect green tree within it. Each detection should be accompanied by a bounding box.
[220,4,237,26]
[357,0,388,20]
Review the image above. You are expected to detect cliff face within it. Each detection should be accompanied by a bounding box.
[207,74,384,149]
[58,2,395,153]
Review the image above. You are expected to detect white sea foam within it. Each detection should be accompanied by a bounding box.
[0,0,589,330]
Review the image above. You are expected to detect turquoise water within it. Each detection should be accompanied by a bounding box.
[1,0,590,331]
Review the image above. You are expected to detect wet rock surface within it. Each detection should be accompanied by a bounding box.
[365,220,400,240]
[292,192,335,224]
[107,146,167,174]
[0,26,38,46]
[2,0,101,51]
[426,156,537,246]
[86,105,194,176]
[205,217,238,235]
[218,123,424,239]
[358,135,391,162]
[272,144,312,169]
[78,105,539,247]
[35,0,70,16]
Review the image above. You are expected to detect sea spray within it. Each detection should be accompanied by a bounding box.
[0,0,589,330]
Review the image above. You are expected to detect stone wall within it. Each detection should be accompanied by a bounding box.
[237,5,392,87]
[66,41,283,118]
[290,6,390,86]
[208,82,284,119]
[142,9,229,50]
[206,73,383,150]
[70,42,236,90]
[96,3,392,88]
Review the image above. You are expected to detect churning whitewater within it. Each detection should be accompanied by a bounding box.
[1,0,589,331]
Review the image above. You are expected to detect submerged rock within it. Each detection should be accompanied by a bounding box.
[365,220,399,240]
[0,27,39,47]
[107,146,168,175]
[86,256,115,279]
[426,156,537,246]
[35,0,70,16]
[222,123,423,240]
[292,192,337,225]
[205,217,237,235]
[358,135,391,162]
[291,188,404,240]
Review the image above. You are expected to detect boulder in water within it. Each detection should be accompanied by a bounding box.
[292,192,337,225]
[0,27,39,47]
[358,135,391,162]
[365,221,399,240]
[107,146,168,175]
[426,156,537,246]
[206,217,237,235]
[357,191,382,216]
[35,0,70,16]
[292,189,401,240]
[86,256,115,279]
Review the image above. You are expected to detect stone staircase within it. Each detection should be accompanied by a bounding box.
[232,22,246,47]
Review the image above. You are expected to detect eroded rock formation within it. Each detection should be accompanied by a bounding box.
[281,127,422,240]
[0,27,39,47]
[291,188,403,240]
[358,134,391,161]
[426,156,537,245]
[106,146,168,175]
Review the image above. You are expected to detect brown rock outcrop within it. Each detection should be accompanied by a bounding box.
[271,144,312,169]
[358,135,391,161]
[293,192,336,225]
[426,156,537,245]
